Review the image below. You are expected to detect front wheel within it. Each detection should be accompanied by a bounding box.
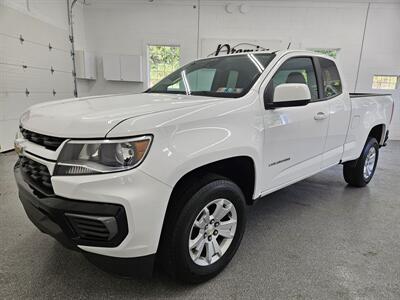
[343,137,379,187]
[159,174,246,283]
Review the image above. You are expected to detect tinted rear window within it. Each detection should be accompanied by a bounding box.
[319,58,342,98]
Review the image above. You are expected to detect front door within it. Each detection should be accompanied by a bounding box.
[261,56,330,192]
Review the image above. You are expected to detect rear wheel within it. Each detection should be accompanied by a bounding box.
[343,137,379,187]
[159,174,246,283]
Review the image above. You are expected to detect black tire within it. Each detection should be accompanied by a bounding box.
[159,173,246,283]
[343,137,379,187]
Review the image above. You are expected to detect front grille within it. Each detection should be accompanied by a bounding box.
[65,213,118,242]
[20,126,65,150]
[20,157,54,195]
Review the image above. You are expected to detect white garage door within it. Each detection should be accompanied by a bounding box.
[0,5,75,152]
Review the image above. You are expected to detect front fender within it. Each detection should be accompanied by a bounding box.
[107,92,265,198]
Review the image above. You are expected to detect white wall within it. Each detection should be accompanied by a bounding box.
[199,0,370,92]
[356,2,400,139]
[76,0,198,96]
[76,0,400,92]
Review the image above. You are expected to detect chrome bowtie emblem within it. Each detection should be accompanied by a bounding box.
[14,139,26,156]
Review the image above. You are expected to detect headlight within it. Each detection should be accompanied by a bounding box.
[54,135,152,175]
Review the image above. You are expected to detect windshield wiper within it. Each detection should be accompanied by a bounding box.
[190,91,217,96]
[191,91,238,98]
[145,90,186,95]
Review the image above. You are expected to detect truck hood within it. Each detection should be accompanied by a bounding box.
[20,93,218,138]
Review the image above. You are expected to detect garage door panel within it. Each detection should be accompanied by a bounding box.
[1,5,74,152]
[19,42,53,68]
[49,50,73,72]
[0,64,22,85]
[24,69,53,93]
[0,98,5,121]
[0,36,25,65]
[0,36,71,72]
[1,64,73,94]
[0,95,32,121]
[0,6,70,50]
[50,72,75,93]
[22,43,71,72]
[1,64,50,92]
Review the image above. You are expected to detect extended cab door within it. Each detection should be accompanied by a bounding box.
[260,56,330,192]
[316,58,351,168]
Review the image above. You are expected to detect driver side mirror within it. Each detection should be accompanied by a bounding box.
[265,83,311,109]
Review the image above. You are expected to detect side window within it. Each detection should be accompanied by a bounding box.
[265,57,319,104]
[319,58,342,98]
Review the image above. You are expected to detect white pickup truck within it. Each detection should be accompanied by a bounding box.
[14,50,394,283]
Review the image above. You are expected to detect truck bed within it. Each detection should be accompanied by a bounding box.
[341,93,394,163]
[350,93,392,98]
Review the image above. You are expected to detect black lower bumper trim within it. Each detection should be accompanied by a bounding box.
[18,187,78,250]
[14,159,155,276]
[15,160,128,248]
[83,252,155,278]
[14,162,128,249]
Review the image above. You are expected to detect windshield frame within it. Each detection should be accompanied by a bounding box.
[145,52,276,98]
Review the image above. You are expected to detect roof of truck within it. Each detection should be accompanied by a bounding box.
[197,49,335,61]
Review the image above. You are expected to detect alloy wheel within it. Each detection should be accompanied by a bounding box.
[363,147,377,180]
[188,198,237,266]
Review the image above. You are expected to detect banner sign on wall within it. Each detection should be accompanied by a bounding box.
[201,38,288,58]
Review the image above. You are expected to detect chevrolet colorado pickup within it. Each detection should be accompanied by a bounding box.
[14,50,394,283]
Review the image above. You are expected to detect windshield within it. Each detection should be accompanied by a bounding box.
[146,53,276,98]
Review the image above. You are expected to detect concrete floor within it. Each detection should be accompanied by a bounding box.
[1,142,399,299]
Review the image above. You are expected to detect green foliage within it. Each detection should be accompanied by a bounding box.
[310,48,339,58]
[149,45,180,65]
[149,46,180,87]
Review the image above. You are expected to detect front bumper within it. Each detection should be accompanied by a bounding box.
[15,160,129,249]
[14,158,172,276]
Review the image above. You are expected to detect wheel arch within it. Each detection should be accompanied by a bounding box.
[156,156,256,263]
[170,156,257,206]
[368,123,386,146]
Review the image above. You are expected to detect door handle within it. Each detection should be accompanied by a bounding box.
[314,112,328,120]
